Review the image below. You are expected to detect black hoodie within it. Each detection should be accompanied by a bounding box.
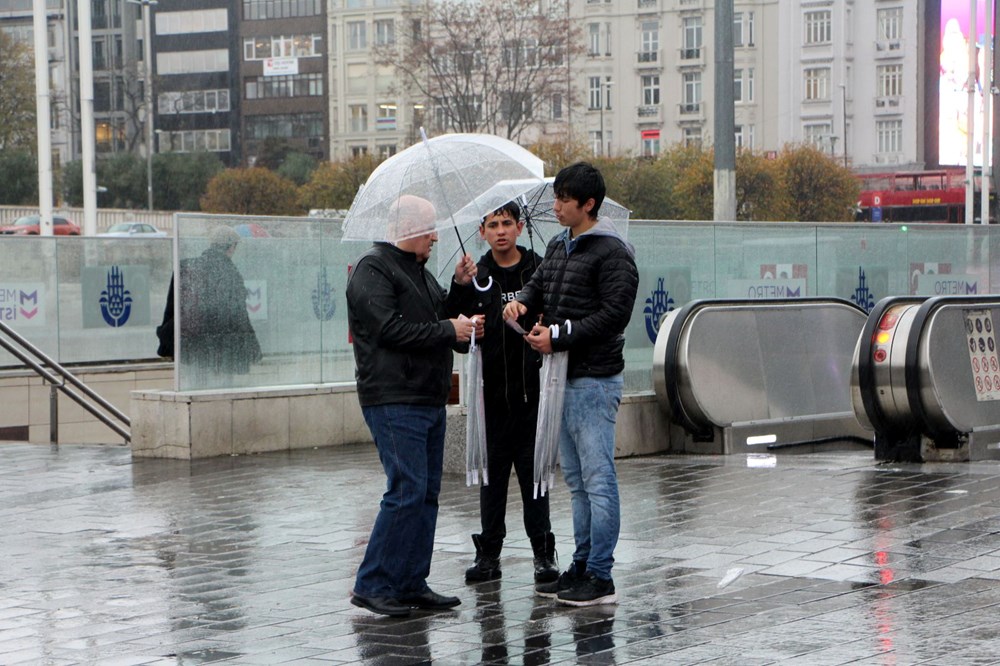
[446,245,543,433]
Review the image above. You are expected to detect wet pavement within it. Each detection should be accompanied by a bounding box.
[4,443,1000,665]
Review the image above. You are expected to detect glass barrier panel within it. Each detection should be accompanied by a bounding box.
[323,219,357,384]
[816,224,909,312]
[903,224,990,296]
[0,238,60,367]
[715,223,818,299]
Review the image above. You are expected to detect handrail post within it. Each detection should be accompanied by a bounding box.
[49,383,58,444]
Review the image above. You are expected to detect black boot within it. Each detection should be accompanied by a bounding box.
[465,534,502,582]
[531,532,559,583]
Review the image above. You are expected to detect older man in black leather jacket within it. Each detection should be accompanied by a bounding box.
[346,194,479,618]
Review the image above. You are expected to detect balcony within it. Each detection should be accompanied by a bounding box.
[637,0,658,10]
[679,47,702,62]
[874,95,903,114]
[636,104,662,122]
[636,50,662,68]
[875,39,904,58]
[678,102,701,116]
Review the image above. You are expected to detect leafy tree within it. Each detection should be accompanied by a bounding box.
[528,137,590,176]
[278,152,318,186]
[735,150,786,221]
[379,0,582,140]
[153,152,224,211]
[776,144,859,222]
[100,153,148,208]
[670,146,715,220]
[200,167,301,215]
[627,156,684,220]
[0,150,38,205]
[254,137,293,170]
[0,32,36,152]
[298,156,379,211]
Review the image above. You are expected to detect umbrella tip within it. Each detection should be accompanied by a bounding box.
[419,126,428,143]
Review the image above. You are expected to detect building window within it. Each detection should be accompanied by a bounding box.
[376,103,396,130]
[159,129,231,153]
[374,19,395,45]
[642,136,660,157]
[589,130,601,155]
[683,16,702,59]
[735,124,755,149]
[347,21,367,50]
[877,118,903,154]
[877,64,903,97]
[641,75,660,106]
[243,0,322,20]
[588,23,600,56]
[804,122,832,148]
[682,72,702,112]
[551,93,563,120]
[588,76,601,110]
[733,11,755,47]
[877,7,903,41]
[243,34,323,60]
[159,89,231,113]
[351,145,368,157]
[804,10,832,45]
[244,73,323,99]
[349,104,368,132]
[155,9,228,35]
[804,67,830,101]
[734,68,754,102]
[683,126,701,147]
[377,144,396,159]
[640,21,658,61]
[247,113,324,139]
[157,50,229,74]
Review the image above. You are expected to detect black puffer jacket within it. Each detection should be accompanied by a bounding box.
[517,218,638,378]
[347,243,458,408]
[445,246,543,422]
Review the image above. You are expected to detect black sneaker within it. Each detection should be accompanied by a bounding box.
[556,573,617,606]
[535,560,585,598]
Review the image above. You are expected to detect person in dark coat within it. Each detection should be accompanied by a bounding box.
[179,226,262,385]
[504,162,638,607]
[346,194,481,618]
[446,201,558,585]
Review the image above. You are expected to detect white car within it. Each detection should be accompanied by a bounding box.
[100,222,168,238]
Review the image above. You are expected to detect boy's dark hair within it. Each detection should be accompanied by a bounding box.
[553,162,605,218]
[482,200,521,225]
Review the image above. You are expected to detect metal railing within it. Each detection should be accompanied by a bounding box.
[0,320,130,444]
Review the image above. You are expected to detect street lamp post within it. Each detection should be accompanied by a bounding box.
[599,78,613,156]
[127,0,157,211]
[840,84,848,168]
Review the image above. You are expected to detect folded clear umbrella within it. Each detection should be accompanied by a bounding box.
[533,349,569,499]
[465,316,488,486]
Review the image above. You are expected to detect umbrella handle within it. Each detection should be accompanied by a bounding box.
[473,275,493,292]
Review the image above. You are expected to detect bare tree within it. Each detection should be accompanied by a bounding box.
[377,0,581,141]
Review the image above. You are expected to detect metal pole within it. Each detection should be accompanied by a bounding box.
[713,0,736,221]
[841,84,849,168]
[967,0,978,225]
[983,0,993,223]
[79,0,98,236]
[143,0,154,211]
[32,0,53,236]
[49,384,58,444]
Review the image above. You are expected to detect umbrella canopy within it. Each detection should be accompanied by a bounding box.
[341,132,545,243]
[434,178,631,281]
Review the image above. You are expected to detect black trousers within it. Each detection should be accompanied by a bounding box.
[480,409,551,547]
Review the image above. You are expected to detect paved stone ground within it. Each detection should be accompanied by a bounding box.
[4,442,1000,664]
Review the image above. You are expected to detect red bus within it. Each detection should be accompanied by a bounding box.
[855,169,984,224]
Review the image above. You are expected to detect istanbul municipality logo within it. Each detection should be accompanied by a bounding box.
[99,266,132,327]
[643,277,674,343]
[312,267,336,321]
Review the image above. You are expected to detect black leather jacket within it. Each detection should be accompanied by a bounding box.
[347,243,458,407]
[517,219,638,379]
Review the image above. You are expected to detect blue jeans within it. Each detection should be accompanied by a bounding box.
[559,374,623,580]
[354,404,446,598]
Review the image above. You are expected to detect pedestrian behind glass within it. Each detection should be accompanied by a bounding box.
[503,162,639,607]
[346,194,481,618]
[446,201,559,586]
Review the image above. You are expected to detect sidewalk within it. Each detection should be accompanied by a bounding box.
[3,442,1000,664]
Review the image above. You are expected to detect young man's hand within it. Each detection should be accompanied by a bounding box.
[526,323,553,354]
[450,317,477,342]
[503,300,527,321]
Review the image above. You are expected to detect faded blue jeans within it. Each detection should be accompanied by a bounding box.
[354,404,446,599]
[558,374,623,580]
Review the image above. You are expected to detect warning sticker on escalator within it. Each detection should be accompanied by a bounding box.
[964,309,1000,401]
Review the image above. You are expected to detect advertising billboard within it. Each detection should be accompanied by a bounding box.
[939,0,994,166]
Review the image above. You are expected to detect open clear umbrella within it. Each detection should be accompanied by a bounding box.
[435,178,631,282]
[341,131,544,246]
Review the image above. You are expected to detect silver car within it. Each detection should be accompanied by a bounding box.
[99,222,168,238]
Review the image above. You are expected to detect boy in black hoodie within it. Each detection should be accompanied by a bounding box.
[447,201,559,584]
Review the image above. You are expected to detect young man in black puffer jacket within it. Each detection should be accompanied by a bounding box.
[504,162,638,607]
[447,201,559,585]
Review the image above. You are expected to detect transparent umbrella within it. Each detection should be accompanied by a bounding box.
[533,348,569,498]
[341,131,544,248]
[464,317,488,486]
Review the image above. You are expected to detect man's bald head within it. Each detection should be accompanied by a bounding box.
[388,195,437,242]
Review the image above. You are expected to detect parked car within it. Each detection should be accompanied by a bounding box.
[0,215,81,235]
[99,222,168,238]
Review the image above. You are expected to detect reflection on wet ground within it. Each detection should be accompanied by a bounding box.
[3,443,1000,664]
